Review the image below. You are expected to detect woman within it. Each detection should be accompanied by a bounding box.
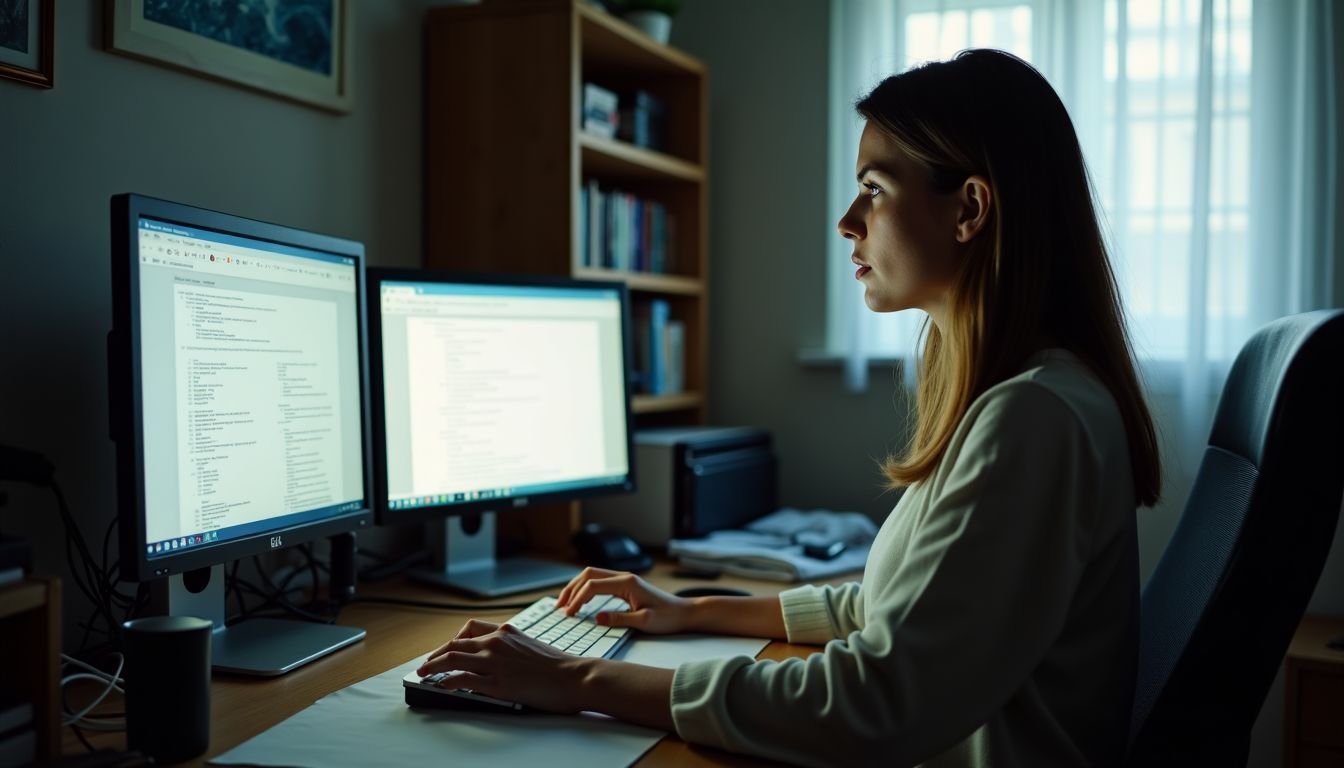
[416,49,1161,767]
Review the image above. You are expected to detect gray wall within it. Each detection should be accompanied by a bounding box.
[0,1,424,645]
[672,0,915,524]
[672,2,1344,766]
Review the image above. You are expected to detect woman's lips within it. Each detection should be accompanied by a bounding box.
[855,265,872,279]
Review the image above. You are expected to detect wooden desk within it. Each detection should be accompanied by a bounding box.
[63,562,857,766]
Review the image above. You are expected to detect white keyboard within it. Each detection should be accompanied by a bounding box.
[403,594,634,711]
[506,594,633,656]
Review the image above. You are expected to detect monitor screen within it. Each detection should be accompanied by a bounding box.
[113,195,372,580]
[372,273,634,519]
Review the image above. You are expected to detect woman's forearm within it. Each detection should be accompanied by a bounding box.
[571,597,786,732]
[684,596,788,640]
[577,658,676,731]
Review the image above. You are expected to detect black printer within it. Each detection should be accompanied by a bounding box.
[583,427,777,546]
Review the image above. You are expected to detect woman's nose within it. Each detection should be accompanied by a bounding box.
[837,205,863,240]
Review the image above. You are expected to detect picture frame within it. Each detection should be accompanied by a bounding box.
[106,0,351,113]
[0,0,54,89]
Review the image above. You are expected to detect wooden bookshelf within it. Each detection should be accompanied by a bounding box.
[425,0,710,550]
[0,577,60,763]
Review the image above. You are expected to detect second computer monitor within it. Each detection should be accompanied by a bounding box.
[368,270,635,596]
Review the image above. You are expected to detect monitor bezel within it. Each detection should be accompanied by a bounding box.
[366,267,638,527]
[111,193,375,582]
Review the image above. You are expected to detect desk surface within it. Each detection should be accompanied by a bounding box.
[64,561,859,767]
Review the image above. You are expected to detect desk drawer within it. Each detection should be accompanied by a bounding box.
[1299,669,1344,748]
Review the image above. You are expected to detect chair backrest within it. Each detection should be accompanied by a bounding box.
[1127,310,1344,765]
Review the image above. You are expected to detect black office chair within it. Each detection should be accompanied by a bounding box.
[1126,309,1344,766]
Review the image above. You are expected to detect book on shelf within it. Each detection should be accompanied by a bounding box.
[616,89,668,153]
[634,300,684,396]
[664,320,685,395]
[579,183,677,275]
[0,696,34,768]
[0,726,35,768]
[0,697,32,737]
[582,82,619,139]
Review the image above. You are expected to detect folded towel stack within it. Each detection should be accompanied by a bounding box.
[667,508,876,582]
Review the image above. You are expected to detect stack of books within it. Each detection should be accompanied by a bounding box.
[616,89,667,152]
[579,181,676,274]
[0,696,34,767]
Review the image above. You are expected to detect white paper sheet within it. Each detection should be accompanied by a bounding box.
[211,633,769,768]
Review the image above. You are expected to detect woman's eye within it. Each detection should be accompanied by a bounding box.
[863,183,881,198]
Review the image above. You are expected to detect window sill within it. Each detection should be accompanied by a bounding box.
[796,347,906,369]
[799,348,1229,397]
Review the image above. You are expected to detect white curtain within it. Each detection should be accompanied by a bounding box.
[827,0,1339,474]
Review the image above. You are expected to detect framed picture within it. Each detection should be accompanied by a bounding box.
[0,0,54,89]
[106,0,351,113]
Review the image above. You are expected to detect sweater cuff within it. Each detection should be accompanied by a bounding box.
[670,656,755,749]
[779,585,837,644]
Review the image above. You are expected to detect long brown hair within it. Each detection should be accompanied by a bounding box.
[861,49,1161,507]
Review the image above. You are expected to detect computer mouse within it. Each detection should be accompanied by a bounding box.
[571,524,652,573]
[674,586,752,598]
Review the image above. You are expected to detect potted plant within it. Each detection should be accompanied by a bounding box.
[607,0,681,45]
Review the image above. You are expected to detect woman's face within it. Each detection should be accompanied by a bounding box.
[837,122,966,322]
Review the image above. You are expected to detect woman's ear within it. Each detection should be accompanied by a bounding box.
[955,175,992,243]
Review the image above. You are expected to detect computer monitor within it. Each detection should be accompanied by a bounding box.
[109,194,374,676]
[368,269,635,597]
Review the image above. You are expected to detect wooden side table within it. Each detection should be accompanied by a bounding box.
[0,577,61,762]
[1284,615,1344,768]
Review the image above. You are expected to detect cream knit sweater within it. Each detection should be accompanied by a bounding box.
[669,349,1139,767]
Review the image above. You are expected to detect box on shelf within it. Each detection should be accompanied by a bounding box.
[582,82,619,139]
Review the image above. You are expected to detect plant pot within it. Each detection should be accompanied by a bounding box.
[622,10,672,44]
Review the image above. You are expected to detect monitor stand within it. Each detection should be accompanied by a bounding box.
[411,512,579,598]
[152,563,365,677]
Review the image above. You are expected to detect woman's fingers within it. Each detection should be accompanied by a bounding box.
[557,566,619,607]
[563,574,635,616]
[420,620,498,672]
[430,671,493,693]
[596,608,649,629]
[455,618,499,639]
[418,648,493,677]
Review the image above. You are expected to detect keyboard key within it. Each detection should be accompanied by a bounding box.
[582,636,620,658]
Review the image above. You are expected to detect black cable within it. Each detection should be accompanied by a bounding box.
[303,543,321,606]
[356,546,393,564]
[348,595,533,612]
[68,722,96,752]
[235,565,335,625]
[229,560,246,619]
[50,482,120,645]
[225,577,309,623]
[358,548,431,582]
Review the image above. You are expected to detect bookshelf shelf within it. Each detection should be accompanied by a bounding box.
[579,133,704,182]
[633,391,704,414]
[572,266,702,295]
[577,3,705,76]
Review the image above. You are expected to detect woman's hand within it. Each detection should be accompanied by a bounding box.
[557,567,694,634]
[416,619,595,714]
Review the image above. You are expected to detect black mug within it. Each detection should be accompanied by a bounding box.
[122,615,213,763]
